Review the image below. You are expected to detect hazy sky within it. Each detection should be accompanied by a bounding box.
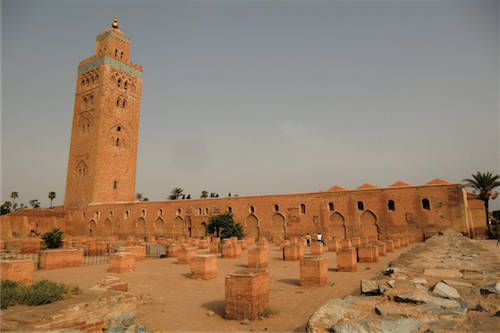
[1,0,499,210]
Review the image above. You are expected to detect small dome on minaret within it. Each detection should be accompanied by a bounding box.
[111,16,119,29]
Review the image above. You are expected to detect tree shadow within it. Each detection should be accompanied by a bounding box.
[277,278,300,286]
[328,267,338,272]
[201,300,225,317]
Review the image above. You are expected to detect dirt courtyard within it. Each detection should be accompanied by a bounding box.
[35,243,415,332]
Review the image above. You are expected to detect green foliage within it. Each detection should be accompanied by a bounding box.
[1,201,12,215]
[463,171,500,202]
[42,228,64,249]
[0,280,81,309]
[168,187,184,200]
[48,191,56,208]
[207,212,244,239]
[200,191,209,198]
[29,199,41,209]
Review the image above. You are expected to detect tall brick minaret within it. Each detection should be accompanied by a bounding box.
[64,17,143,208]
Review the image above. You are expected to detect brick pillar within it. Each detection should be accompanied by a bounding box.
[300,256,328,286]
[357,245,376,263]
[340,239,352,248]
[310,241,324,255]
[118,246,146,261]
[1,259,34,283]
[248,248,268,268]
[178,247,197,264]
[376,242,386,256]
[238,239,248,250]
[337,247,357,272]
[225,269,269,320]
[283,244,304,261]
[391,238,401,249]
[39,249,84,270]
[209,242,220,254]
[233,244,242,258]
[166,244,181,257]
[351,237,361,247]
[222,243,235,258]
[384,240,394,253]
[108,252,135,273]
[198,239,209,249]
[327,239,340,252]
[360,237,369,245]
[190,254,218,279]
[256,241,269,252]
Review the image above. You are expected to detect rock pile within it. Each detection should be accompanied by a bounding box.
[307,230,500,333]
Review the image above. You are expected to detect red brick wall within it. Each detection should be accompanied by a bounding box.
[300,256,327,286]
[336,247,357,272]
[190,254,217,279]
[1,259,34,283]
[39,249,84,270]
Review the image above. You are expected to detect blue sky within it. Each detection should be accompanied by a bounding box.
[1,0,499,209]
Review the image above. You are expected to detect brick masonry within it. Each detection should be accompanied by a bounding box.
[1,259,34,283]
[190,254,218,279]
[39,248,84,270]
[225,269,269,320]
[300,256,328,287]
[337,247,357,272]
[108,252,135,273]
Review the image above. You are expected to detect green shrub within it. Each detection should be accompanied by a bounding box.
[0,280,20,309]
[42,228,64,249]
[0,280,79,309]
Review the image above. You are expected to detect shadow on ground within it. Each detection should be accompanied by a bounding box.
[278,278,300,286]
[201,300,226,317]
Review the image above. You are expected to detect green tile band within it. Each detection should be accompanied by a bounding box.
[96,31,130,43]
[78,56,142,77]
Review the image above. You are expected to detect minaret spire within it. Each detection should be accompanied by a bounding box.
[112,16,119,29]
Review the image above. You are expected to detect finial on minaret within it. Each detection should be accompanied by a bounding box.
[112,16,119,29]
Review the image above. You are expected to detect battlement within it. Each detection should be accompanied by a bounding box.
[78,54,143,72]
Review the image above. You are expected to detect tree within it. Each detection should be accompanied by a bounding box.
[1,201,12,215]
[463,171,500,233]
[29,199,41,209]
[168,187,184,200]
[135,193,143,201]
[207,212,244,239]
[48,192,56,209]
[200,191,209,198]
[186,194,191,199]
[10,192,18,210]
[42,228,64,249]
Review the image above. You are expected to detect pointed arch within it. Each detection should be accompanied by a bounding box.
[328,211,346,240]
[173,216,185,238]
[359,210,378,238]
[153,217,165,236]
[88,219,97,236]
[103,218,112,236]
[271,213,285,240]
[244,214,259,239]
[135,217,146,237]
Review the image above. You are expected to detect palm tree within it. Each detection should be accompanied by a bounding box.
[135,193,143,201]
[200,191,209,199]
[10,192,18,210]
[48,191,56,208]
[168,187,184,200]
[463,171,500,232]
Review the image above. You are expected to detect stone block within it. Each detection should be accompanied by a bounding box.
[310,241,324,255]
[384,240,394,253]
[209,242,220,254]
[198,239,209,249]
[351,237,361,247]
[248,248,268,269]
[1,259,34,283]
[166,244,181,257]
[357,245,377,263]
[255,241,269,252]
[368,236,378,243]
[39,248,84,270]
[225,269,269,320]
[300,256,328,286]
[190,254,218,280]
[340,239,352,248]
[283,244,304,261]
[108,252,135,273]
[376,242,386,256]
[118,246,146,261]
[178,247,197,264]
[337,247,357,272]
[360,237,369,245]
[327,239,340,252]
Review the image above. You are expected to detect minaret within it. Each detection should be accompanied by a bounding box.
[64,17,143,208]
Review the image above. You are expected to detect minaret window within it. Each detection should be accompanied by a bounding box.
[117,126,121,132]
[116,138,120,146]
[117,79,121,87]
[124,81,128,89]
[113,181,118,189]
[116,98,120,106]
[120,51,124,59]
[115,49,118,56]
[122,100,126,108]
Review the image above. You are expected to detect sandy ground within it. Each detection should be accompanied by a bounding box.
[35,243,417,332]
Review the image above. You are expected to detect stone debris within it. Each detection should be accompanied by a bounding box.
[90,276,128,292]
[306,231,500,333]
[431,281,460,299]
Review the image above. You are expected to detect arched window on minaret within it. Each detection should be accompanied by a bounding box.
[117,79,121,87]
[116,138,120,146]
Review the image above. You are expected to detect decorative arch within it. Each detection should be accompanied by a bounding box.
[153,217,165,236]
[135,217,146,237]
[108,124,129,148]
[173,216,185,238]
[328,211,346,240]
[359,210,379,238]
[103,218,112,236]
[271,213,285,240]
[244,214,259,239]
[74,160,88,177]
[88,219,97,236]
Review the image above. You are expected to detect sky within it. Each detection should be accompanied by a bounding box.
[1,0,499,210]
